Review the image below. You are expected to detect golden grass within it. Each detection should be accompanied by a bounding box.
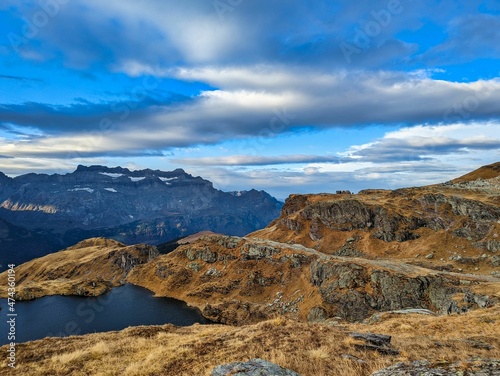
[0,238,154,300]
[2,306,499,376]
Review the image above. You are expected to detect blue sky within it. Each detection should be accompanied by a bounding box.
[0,0,499,199]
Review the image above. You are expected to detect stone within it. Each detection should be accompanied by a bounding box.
[211,358,301,376]
[350,332,391,347]
[241,243,281,260]
[350,332,400,355]
[307,306,328,322]
[205,268,221,277]
[389,308,436,316]
[341,354,366,363]
[491,255,500,267]
[371,359,500,376]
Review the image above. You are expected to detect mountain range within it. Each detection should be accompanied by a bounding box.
[1,162,499,375]
[0,165,282,269]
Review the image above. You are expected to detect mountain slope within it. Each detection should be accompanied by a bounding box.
[251,163,500,275]
[0,238,159,300]
[125,162,500,324]
[3,305,499,376]
[0,218,59,272]
[452,161,500,183]
[127,234,499,324]
[0,165,282,264]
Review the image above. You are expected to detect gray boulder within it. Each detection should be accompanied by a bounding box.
[371,359,500,375]
[211,358,300,376]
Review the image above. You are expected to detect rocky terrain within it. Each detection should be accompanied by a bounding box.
[127,234,500,324]
[0,237,159,300]
[1,162,499,375]
[124,163,500,325]
[2,305,499,375]
[252,162,500,277]
[0,165,282,268]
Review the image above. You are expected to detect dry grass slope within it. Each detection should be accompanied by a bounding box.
[0,238,158,300]
[1,306,499,376]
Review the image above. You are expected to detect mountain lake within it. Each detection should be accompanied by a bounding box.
[0,284,209,345]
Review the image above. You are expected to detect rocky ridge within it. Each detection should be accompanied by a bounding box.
[252,163,500,276]
[127,234,500,324]
[124,163,500,324]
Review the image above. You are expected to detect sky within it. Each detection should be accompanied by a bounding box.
[0,0,499,200]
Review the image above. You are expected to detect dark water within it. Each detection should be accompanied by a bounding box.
[0,284,209,345]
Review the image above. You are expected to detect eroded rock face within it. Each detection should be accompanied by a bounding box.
[292,193,500,245]
[211,359,301,376]
[309,259,491,321]
[252,171,500,270]
[126,235,499,324]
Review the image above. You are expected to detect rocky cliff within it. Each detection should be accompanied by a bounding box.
[252,162,500,277]
[127,234,500,324]
[126,163,500,324]
[0,165,282,267]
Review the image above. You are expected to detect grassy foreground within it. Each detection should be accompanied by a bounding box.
[2,305,499,376]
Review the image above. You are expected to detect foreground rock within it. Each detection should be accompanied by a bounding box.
[350,333,399,355]
[371,359,500,375]
[211,359,300,376]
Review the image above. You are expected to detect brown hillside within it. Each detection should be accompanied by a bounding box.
[0,238,159,300]
[127,235,500,324]
[453,161,500,183]
[2,305,499,376]
[251,176,500,276]
[125,163,500,325]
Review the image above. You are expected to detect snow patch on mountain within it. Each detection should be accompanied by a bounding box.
[68,188,94,193]
[129,177,146,182]
[99,172,124,178]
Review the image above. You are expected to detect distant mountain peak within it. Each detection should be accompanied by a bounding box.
[75,165,131,174]
[74,165,188,177]
[0,171,12,182]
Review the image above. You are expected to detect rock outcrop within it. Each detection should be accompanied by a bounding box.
[252,163,500,276]
[126,235,500,324]
[371,359,500,376]
[211,359,301,376]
